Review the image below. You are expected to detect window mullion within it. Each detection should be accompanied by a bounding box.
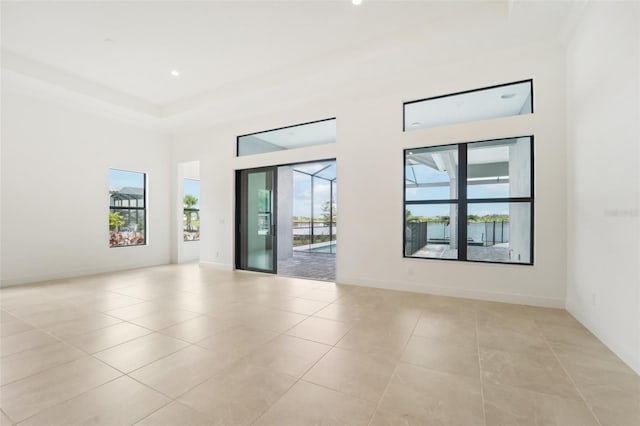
[458,144,468,261]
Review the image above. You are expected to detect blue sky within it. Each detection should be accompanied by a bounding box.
[293,171,334,217]
[184,179,201,208]
[405,164,512,217]
[109,169,144,191]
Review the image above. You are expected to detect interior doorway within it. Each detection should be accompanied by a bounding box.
[177,161,201,264]
[236,159,337,281]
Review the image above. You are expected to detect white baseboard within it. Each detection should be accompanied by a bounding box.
[0,262,169,288]
[199,261,233,271]
[566,300,640,375]
[336,275,565,308]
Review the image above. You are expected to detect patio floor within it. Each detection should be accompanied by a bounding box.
[414,243,515,262]
[278,251,336,281]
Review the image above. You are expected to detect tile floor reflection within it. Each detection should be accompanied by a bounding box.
[0,264,638,425]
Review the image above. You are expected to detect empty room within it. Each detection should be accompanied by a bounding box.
[1,1,638,425]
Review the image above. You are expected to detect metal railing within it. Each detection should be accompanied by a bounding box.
[406,221,509,255]
[292,221,336,247]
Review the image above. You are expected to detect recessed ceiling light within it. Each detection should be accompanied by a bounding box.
[411,122,421,127]
[170,70,180,78]
[501,93,516,99]
[352,0,363,5]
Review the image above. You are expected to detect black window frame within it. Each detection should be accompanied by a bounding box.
[109,168,147,248]
[402,79,534,132]
[403,136,534,265]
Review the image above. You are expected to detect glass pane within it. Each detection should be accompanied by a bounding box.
[246,170,274,271]
[405,80,532,131]
[109,169,144,208]
[238,119,336,156]
[293,161,334,177]
[467,202,531,264]
[405,145,458,201]
[467,137,531,199]
[405,204,458,259]
[291,161,337,254]
[331,181,337,253]
[109,169,145,247]
[315,163,336,180]
[293,171,312,251]
[184,179,200,241]
[312,177,333,253]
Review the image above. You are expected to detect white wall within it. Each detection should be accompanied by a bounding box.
[0,87,172,286]
[172,41,568,308]
[565,1,640,373]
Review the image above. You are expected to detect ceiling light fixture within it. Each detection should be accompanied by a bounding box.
[170,70,180,78]
[501,93,516,99]
[352,0,362,5]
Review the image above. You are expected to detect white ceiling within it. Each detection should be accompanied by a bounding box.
[0,1,577,128]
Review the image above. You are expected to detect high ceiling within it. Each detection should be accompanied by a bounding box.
[1,1,577,128]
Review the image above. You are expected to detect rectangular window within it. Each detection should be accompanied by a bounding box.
[404,136,533,265]
[109,169,146,247]
[237,118,336,157]
[184,179,200,241]
[404,80,533,131]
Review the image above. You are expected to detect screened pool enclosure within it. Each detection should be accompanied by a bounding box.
[275,160,337,281]
[291,161,337,254]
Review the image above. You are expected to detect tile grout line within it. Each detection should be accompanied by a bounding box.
[0,313,131,387]
[249,293,361,426]
[9,268,626,425]
[364,309,422,426]
[81,282,340,423]
[474,310,488,426]
[0,407,15,426]
[10,373,125,425]
[2,312,198,422]
[248,306,333,425]
[540,331,604,426]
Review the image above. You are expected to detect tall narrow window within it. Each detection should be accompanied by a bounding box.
[184,179,200,241]
[109,169,146,247]
[404,136,533,264]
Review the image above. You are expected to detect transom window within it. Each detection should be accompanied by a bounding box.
[404,80,533,131]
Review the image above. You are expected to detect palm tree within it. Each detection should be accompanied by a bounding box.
[184,195,198,231]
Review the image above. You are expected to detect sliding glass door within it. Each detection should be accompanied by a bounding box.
[237,167,277,273]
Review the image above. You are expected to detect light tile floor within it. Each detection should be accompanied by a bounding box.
[0,264,638,426]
